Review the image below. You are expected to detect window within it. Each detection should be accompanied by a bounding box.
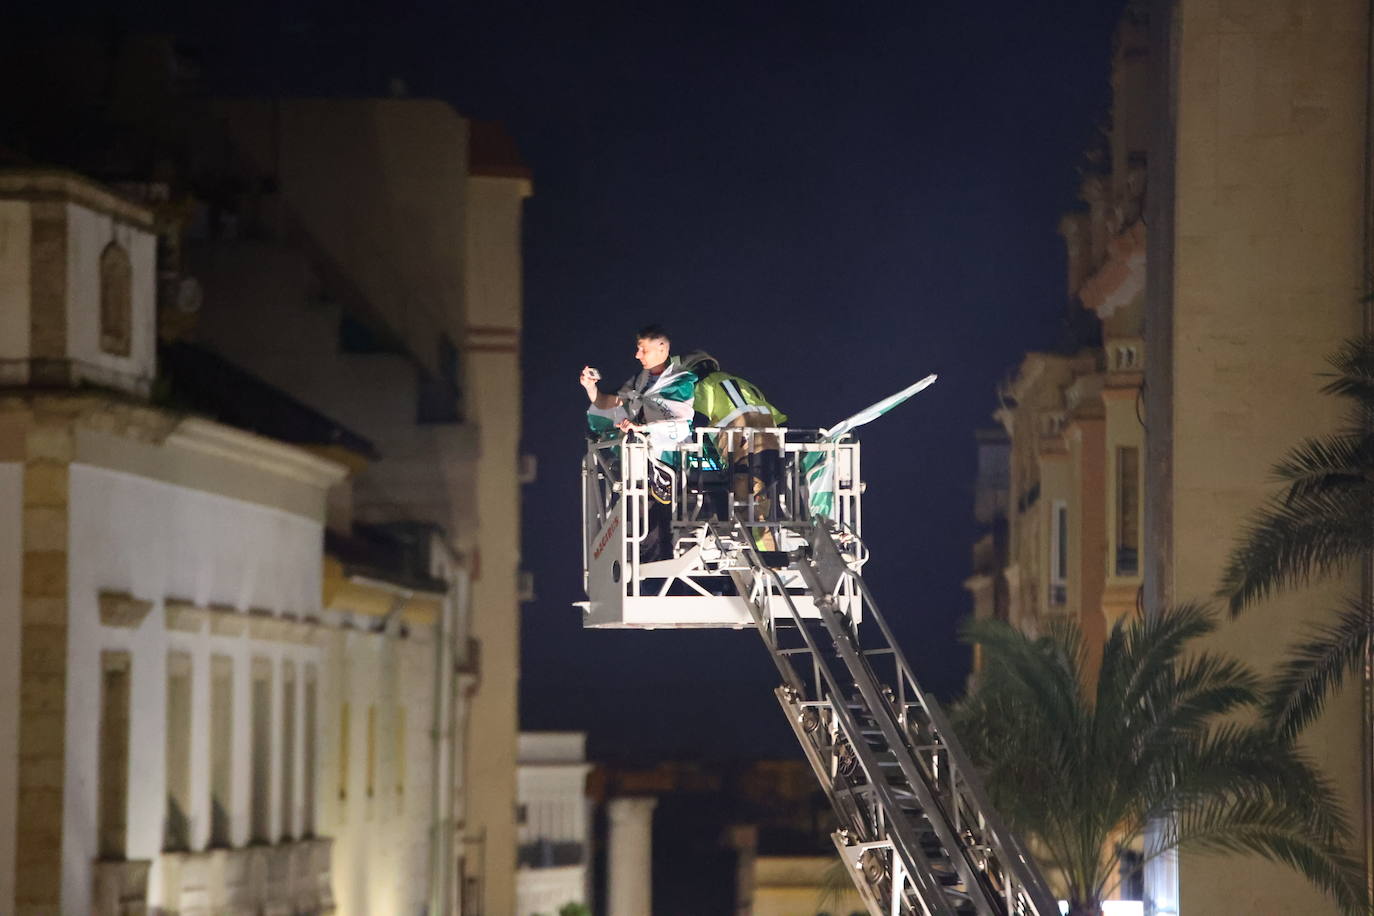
[1116,446,1140,576]
[281,663,296,839]
[99,241,133,356]
[338,314,391,353]
[1119,848,1145,901]
[417,334,463,423]
[98,651,131,860]
[394,707,406,801]
[209,656,233,847]
[366,706,377,799]
[251,661,273,843]
[303,670,318,836]
[339,701,351,802]
[1049,500,1069,607]
[165,653,192,851]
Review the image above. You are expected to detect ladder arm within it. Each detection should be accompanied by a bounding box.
[715,517,1059,916]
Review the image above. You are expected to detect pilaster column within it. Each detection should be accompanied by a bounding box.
[607,796,656,916]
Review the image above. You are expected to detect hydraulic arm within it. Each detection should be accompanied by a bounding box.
[714,517,1058,916]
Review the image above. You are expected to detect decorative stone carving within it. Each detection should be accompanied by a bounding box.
[283,616,316,645]
[209,604,246,637]
[91,858,151,916]
[248,610,289,642]
[157,837,333,915]
[99,241,133,357]
[98,591,153,629]
[164,599,207,634]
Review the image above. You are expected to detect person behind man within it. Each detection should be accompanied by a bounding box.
[680,352,787,549]
[580,325,696,561]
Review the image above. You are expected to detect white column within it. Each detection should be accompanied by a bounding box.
[607,797,656,916]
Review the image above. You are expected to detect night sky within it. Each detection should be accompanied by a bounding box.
[40,0,1127,759]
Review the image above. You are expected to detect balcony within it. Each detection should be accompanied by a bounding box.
[517,839,586,869]
[158,837,335,915]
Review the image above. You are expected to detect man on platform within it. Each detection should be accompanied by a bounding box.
[581,325,696,562]
[581,324,696,459]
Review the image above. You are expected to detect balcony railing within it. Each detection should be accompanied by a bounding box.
[158,837,335,915]
[517,839,585,869]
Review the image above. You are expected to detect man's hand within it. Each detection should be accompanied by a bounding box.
[582,366,621,409]
[580,365,600,394]
[616,419,641,434]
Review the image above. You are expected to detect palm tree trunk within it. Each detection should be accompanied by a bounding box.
[1065,901,1102,916]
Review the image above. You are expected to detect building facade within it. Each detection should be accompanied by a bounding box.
[1145,0,1372,911]
[0,99,528,916]
[968,13,1149,672]
[0,170,353,915]
[516,732,592,916]
[2,45,531,910]
[974,1,1374,911]
[179,98,531,915]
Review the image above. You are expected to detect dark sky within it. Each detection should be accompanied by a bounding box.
[40,0,1126,759]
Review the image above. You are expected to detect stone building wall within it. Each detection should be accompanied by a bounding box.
[1148,0,1371,911]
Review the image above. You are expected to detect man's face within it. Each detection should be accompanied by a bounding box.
[634,336,670,370]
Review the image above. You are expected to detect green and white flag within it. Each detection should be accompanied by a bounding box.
[804,373,938,519]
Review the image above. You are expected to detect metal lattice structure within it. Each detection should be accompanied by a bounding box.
[580,429,1057,916]
[716,519,1057,916]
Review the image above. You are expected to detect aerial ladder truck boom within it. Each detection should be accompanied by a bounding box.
[580,417,1058,916]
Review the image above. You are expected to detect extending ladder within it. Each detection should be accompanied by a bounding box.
[716,518,1059,916]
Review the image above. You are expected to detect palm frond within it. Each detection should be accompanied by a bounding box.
[960,608,1362,914]
[1321,334,1374,409]
[1218,490,1374,613]
[1152,801,1364,915]
[1139,747,1361,913]
[1113,603,1219,722]
[1127,651,1260,750]
[1265,598,1373,738]
[1140,724,1351,844]
[1220,335,1374,614]
[1270,432,1374,504]
[960,617,1086,736]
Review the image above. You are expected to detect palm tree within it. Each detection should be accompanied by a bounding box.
[1218,333,1374,736]
[955,604,1363,916]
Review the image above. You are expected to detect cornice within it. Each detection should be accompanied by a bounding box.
[0,169,156,229]
[166,417,349,490]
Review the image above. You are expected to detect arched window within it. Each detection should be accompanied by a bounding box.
[99,241,132,356]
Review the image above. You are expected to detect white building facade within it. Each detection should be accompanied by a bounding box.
[516,732,592,916]
[0,169,468,915]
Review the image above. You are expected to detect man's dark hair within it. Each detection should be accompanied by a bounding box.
[635,324,670,343]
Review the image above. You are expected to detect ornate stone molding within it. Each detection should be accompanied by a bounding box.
[282,616,317,645]
[201,604,332,645]
[209,604,246,637]
[167,417,350,490]
[248,610,290,642]
[91,858,152,916]
[164,598,207,634]
[98,590,153,629]
[158,837,333,916]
